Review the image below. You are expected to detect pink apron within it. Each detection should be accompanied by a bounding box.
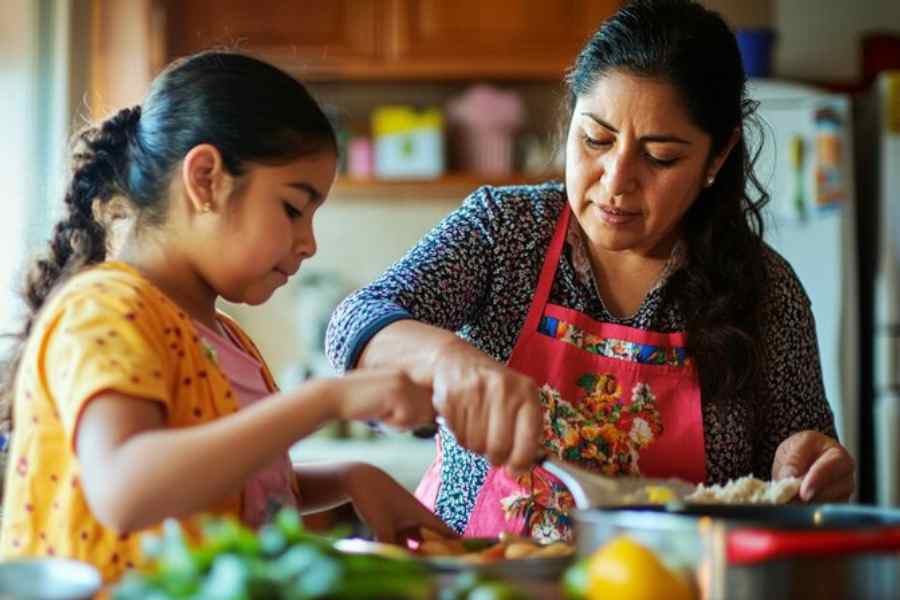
[415,205,706,541]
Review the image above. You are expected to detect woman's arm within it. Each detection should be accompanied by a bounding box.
[325,187,504,373]
[755,251,853,500]
[75,371,433,532]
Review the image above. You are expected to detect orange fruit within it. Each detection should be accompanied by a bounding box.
[586,536,694,600]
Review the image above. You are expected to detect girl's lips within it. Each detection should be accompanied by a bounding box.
[594,204,642,225]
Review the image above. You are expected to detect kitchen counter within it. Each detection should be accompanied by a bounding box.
[289,430,437,492]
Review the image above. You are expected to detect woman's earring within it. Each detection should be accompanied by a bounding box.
[199,203,212,213]
[705,175,715,188]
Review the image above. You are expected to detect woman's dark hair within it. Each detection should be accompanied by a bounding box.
[0,51,336,426]
[566,0,769,409]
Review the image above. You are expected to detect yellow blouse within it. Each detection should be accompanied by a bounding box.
[0,261,285,582]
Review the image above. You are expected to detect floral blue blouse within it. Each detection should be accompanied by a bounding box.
[325,182,836,533]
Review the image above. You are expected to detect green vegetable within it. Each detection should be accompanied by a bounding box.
[112,509,431,600]
[561,557,590,600]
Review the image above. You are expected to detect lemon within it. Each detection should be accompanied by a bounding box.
[586,536,695,600]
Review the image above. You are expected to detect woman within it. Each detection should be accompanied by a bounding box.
[326,0,854,540]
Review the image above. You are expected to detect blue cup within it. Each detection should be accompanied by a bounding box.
[736,28,776,78]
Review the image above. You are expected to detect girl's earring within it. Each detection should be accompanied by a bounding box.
[200,203,212,213]
[705,175,715,188]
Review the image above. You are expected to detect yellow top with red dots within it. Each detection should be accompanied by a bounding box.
[0,261,287,582]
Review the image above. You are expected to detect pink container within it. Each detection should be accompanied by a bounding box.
[447,85,525,177]
[347,137,374,178]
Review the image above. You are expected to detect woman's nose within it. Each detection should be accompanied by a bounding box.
[602,150,638,197]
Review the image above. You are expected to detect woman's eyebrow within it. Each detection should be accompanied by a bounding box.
[581,112,692,145]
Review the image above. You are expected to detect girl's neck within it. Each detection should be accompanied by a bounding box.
[114,240,220,332]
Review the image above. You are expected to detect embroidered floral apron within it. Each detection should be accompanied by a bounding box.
[415,205,706,541]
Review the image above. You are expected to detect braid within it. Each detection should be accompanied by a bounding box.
[0,105,141,428]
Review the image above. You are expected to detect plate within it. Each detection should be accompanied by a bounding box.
[333,537,574,580]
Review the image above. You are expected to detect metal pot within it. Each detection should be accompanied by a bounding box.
[573,504,900,600]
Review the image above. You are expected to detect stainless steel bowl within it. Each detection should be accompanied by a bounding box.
[573,504,900,600]
[0,558,101,600]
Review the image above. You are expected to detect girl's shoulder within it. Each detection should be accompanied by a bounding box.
[41,262,186,334]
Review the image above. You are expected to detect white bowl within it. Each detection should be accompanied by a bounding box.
[0,558,101,600]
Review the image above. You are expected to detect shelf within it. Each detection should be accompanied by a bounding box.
[331,172,561,201]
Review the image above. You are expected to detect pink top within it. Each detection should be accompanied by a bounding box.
[193,319,299,527]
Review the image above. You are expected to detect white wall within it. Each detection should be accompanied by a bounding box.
[224,197,460,380]
[773,0,899,82]
[0,1,40,350]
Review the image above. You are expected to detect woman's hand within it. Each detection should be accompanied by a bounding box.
[332,369,436,431]
[771,430,855,502]
[431,338,544,475]
[343,463,457,544]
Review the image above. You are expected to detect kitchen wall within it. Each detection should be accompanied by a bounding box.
[224,197,462,380]
[773,0,900,82]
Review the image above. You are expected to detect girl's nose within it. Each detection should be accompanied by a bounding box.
[294,225,317,259]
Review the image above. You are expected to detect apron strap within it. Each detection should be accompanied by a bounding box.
[522,204,571,334]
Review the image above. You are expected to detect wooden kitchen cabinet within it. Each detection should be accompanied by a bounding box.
[160,0,621,80]
[389,0,621,79]
[161,0,387,79]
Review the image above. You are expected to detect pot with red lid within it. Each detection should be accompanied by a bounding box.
[572,503,900,600]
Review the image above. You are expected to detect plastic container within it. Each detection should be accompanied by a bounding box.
[371,106,445,179]
[735,28,776,78]
[446,85,525,177]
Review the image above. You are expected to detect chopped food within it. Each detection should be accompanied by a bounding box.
[686,475,801,504]
[416,529,575,564]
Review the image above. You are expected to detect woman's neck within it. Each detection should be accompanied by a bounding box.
[582,229,679,319]
[114,239,220,332]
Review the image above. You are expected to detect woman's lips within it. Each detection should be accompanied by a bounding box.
[594,203,641,225]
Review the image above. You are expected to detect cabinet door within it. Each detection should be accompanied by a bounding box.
[162,0,386,77]
[389,0,621,79]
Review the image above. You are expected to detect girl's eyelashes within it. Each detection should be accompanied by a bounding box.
[283,202,302,220]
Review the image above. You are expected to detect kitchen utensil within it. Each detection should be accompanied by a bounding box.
[0,558,101,600]
[541,455,696,508]
[573,504,900,600]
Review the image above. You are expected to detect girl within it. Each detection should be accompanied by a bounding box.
[0,51,453,582]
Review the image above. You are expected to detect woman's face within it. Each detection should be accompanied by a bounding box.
[565,70,726,258]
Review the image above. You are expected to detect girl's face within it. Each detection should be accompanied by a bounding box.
[209,150,337,305]
[565,70,728,258]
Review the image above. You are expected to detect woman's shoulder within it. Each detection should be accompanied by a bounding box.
[460,180,566,231]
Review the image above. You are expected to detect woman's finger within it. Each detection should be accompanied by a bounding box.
[485,395,514,466]
[800,446,855,501]
[508,397,544,475]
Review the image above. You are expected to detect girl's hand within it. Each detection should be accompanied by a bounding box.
[343,463,457,544]
[431,338,543,476]
[333,370,436,430]
[772,430,855,502]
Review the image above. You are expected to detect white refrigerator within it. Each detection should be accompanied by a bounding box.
[747,79,860,492]
[860,71,900,506]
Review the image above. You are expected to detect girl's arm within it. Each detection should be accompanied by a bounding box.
[75,371,433,533]
[293,462,457,542]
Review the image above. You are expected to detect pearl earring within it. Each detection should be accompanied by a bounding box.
[705,175,715,187]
